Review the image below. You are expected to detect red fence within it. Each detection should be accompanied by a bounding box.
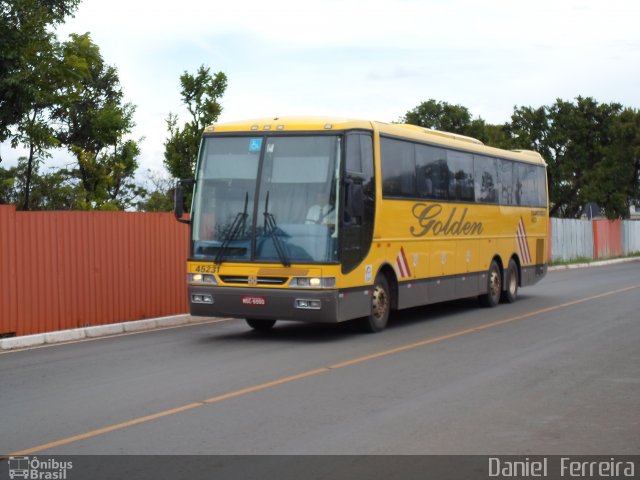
[0,206,189,336]
[593,219,623,259]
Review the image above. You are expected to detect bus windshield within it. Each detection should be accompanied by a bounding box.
[192,135,341,264]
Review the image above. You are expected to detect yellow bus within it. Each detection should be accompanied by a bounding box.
[175,116,548,333]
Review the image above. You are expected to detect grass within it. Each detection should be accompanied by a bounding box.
[549,251,640,267]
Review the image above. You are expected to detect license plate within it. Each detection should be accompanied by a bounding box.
[241,296,267,306]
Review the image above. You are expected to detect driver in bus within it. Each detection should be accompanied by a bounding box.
[306,192,335,226]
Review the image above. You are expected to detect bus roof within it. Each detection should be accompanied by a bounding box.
[204,116,374,133]
[205,116,546,166]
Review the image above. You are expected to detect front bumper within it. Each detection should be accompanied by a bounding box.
[189,285,342,323]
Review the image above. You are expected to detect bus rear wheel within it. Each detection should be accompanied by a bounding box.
[359,274,390,333]
[479,260,501,308]
[246,318,276,331]
[501,259,519,303]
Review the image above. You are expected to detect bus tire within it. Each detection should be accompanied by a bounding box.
[501,259,519,303]
[479,260,501,308]
[360,274,391,333]
[246,318,276,331]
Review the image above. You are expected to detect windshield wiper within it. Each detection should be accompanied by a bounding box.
[214,192,249,265]
[263,191,291,267]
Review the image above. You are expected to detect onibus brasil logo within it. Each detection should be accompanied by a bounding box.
[7,457,73,480]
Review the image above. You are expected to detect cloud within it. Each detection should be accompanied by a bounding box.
[1,0,636,178]
[368,66,422,81]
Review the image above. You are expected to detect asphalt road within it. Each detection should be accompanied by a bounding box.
[1,262,639,455]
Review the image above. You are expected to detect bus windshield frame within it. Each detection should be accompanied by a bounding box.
[191,133,342,265]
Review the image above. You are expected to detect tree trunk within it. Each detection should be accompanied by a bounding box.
[22,140,35,211]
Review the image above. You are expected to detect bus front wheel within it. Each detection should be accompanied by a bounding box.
[479,260,501,308]
[360,274,391,333]
[246,318,276,331]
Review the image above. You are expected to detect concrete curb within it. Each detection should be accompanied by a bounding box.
[0,314,213,351]
[45,328,86,344]
[1,334,46,350]
[548,256,640,271]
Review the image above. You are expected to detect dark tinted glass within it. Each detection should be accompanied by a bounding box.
[379,136,545,208]
[537,166,548,207]
[447,150,474,201]
[346,134,363,173]
[516,163,540,206]
[381,138,416,197]
[416,144,448,199]
[499,159,514,205]
[474,155,498,204]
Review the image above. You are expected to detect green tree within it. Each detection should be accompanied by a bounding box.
[0,0,79,142]
[403,99,474,134]
[402,99,509,146]
[1,0,82,209]
[164,65,228,180]
[506,97,638,219]
[0,159,82,209]
[6,36,67,210]
[0,165,18,204]
[595,107,640,216]
[28,168,81,210]
[53,33,142,210]
[137,170,174,212]
[1,4,144,211]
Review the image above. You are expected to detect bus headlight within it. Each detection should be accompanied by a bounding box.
[289,277,336,288]
[188,273,218,285]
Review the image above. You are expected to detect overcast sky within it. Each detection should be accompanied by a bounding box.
[3,0,640,180]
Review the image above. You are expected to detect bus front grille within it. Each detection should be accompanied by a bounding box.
[219,275,288,285]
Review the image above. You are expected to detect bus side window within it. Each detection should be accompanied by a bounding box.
[416,144,447,199]
[381,137,416,197]
[499,159,514,205]
[447,150,474,202]
[346,133,375,198]
[474,155,498,204]
[537,166,548,207]
[346,135,363,174]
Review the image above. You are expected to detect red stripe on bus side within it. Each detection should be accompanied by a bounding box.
[400,247,411,277]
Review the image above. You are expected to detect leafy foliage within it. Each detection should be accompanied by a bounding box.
[0,0,79,141]
[0,0,82,208]
[402,99,510,146]
[507,97,639,218]
[0,20,142,210]
[137,170,174,212]
[403,99,474,134]
[0,159,81,209]
[52,33,141,210]
[164,65,228,180]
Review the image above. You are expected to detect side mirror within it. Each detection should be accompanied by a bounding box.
[174,178,194,224]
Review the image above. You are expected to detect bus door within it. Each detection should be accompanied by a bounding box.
[341,132,375,274]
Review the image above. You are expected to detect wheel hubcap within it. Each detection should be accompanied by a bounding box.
[490,270,501,298]
[372,284,388,320]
